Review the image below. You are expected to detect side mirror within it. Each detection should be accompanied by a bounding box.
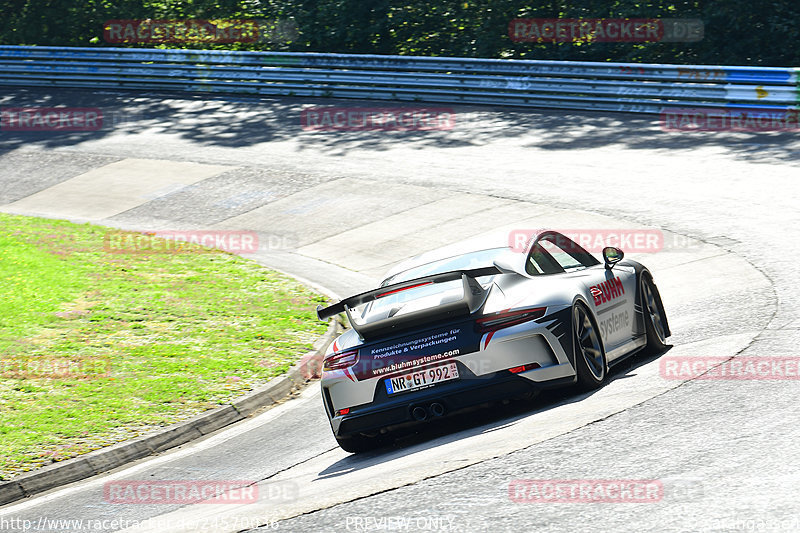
[602,247,624,269]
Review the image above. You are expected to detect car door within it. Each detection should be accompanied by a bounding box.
[528,232,636,360]
[584,264,637,360]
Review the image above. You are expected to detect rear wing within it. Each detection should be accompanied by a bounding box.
[316,266,500,340]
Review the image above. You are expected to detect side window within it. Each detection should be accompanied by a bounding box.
[525,233,601,275]
[538,238,585,270]
[526,242,565,275]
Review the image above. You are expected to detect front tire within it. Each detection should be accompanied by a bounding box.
[573,303,607,390]
[641,273,668,354]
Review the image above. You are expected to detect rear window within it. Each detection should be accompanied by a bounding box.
[382,248,506,286]
[349,280,464,326]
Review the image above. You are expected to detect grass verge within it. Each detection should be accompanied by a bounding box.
[0,213,328,480]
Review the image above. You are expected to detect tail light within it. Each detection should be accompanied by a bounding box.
[476,307,546,333]
[509,363,541,374]
[323,350,359,371]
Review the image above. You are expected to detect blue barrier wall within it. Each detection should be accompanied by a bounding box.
[1,46,798,114]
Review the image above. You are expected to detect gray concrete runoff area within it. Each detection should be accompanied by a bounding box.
[0,87,798,533]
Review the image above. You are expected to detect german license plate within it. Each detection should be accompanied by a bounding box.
[385,362,459,395]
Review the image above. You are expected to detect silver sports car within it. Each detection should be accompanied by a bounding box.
[316,230,669,453]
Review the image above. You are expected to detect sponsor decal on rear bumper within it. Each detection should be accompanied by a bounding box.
[352,323,480,380]
[373,349,461,377]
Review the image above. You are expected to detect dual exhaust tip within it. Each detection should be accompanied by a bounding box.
[411,402,445,421]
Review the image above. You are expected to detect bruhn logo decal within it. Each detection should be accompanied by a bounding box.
[589,276,625,306]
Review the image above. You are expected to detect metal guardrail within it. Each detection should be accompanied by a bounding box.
[0,45,798,114]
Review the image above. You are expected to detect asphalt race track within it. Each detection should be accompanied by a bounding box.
[1,88,799,533]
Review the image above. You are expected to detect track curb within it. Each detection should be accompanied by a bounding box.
[0,318,341,507]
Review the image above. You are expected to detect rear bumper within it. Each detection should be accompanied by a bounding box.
[329,366,575,438]
[324,310,575,415]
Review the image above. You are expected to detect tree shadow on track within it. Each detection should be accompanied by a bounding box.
[2,88,799,165]
[315,346,674,480]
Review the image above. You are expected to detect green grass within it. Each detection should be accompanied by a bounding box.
[0,213,328,480]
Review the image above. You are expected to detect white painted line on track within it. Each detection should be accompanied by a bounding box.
[0,385,325,516]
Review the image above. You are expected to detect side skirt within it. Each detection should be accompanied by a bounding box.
[606,335,647,366]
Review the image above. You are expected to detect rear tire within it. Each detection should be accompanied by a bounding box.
[572,303,607,390]
[641,274,668,354]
